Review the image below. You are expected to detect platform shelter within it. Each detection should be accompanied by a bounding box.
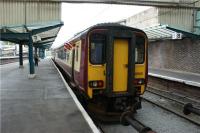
[0,1,63,78]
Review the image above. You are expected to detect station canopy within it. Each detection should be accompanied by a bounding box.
[0,21,63,49]
[143,24,200,41]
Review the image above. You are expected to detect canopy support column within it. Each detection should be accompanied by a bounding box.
[28,34,36,79]
[19,44,23,68]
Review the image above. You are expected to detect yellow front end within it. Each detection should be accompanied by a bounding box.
[87,63,106,98]
[87,32,147,98]
[135,64,146,94]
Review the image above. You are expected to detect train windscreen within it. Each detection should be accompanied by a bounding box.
[90,34,106,64]
[135,36,145,64]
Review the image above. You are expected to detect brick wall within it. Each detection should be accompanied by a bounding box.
[148,38,200,74]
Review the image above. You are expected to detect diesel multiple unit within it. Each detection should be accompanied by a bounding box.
[53,23,148,119]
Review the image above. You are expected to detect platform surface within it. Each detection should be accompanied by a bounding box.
[149,68,200,87]
[0,59,93,133]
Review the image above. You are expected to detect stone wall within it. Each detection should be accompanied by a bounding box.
[148,38,200,74]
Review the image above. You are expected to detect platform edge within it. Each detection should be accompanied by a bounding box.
[51,59,100,133]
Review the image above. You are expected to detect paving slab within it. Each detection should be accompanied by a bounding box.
[0,58,93,133]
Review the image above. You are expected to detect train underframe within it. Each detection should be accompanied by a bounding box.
[87,92,142,122]
[55,60,142,122]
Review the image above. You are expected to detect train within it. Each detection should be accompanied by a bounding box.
[53,23,148,121]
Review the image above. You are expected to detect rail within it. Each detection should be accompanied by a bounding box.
[142,89,200,126]
[146,89,200,116]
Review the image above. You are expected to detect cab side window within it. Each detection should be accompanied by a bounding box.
[135,36,145,64]
[90,34,106,64]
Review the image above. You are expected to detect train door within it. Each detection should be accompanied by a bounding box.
[113,39,128,92]
[71,49,75,81]
[105,31,136,96]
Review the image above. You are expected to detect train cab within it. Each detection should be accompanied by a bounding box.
[53,23,148,117]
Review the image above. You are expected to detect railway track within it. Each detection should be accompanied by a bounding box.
[148,75,200,102]
[93,83,200,133]
[94,119,155,133]
[56,61,156,133]
[146,87,200,107]
[142,87,200,126]
[92,85,200,133]
[56,60,200,132]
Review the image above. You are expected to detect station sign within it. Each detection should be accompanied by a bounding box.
[172,32,183,39]
[32,35,41,43]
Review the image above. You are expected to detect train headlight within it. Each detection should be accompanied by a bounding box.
[133,79,145,85]
[89,80,104,88]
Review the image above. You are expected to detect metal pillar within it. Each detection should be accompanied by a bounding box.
[19,44,23,68]
[28,34,36,78]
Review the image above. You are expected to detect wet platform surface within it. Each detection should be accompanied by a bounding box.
[149,68,200,87]
[0,59,93,133]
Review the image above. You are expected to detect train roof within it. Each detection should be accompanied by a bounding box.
[55,23,146,49]
[72,23,145,39]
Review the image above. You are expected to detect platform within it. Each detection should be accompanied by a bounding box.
[0,58,96,133]
[149,68,200,87]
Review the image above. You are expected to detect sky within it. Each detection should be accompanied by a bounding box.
[52,3,151,48]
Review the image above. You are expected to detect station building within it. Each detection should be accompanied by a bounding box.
[120,7,200,74]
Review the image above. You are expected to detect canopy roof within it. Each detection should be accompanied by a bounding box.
[143,24,200,41]
[0,21,63,49]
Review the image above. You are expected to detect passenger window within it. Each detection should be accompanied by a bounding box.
[135,36,145,64]
[66,51,70,61]
[58,48,65,60]
[62,49,66,59]
[76,46,79,62]
[90,34,106,64]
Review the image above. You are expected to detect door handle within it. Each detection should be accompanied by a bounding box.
[124,64,128,68]
[103,70,106,75]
